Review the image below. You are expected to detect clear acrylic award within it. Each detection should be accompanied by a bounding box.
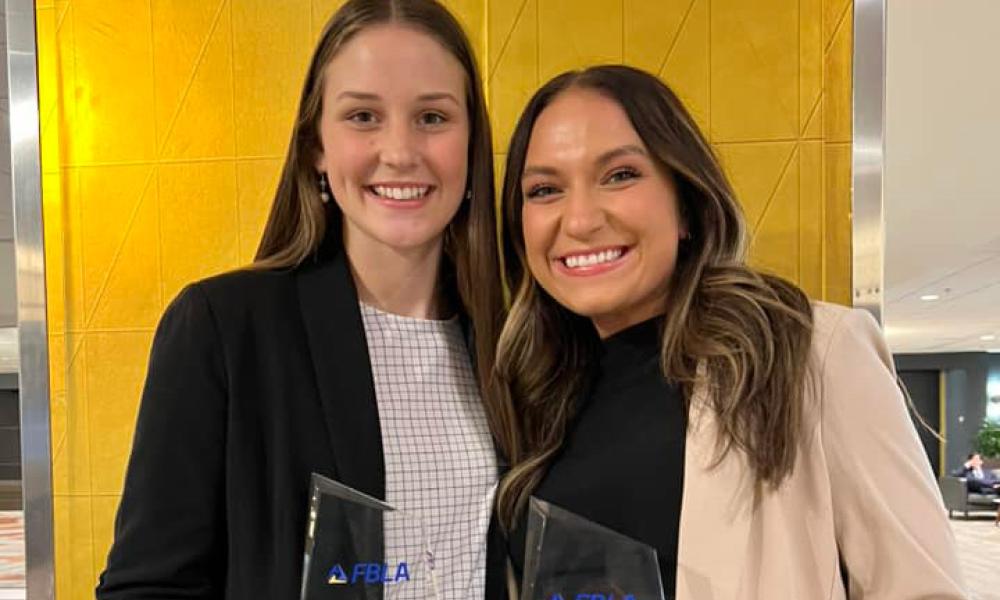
[521,497,666,600]
[300,473,439,600]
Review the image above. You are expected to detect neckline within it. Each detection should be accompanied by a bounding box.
[599,315,664,375]
[359,300,459,326]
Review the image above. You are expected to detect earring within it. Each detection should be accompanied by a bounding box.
[318,173,331,204]
[464,189,472,201]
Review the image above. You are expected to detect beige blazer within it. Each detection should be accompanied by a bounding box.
[676,302,967,599]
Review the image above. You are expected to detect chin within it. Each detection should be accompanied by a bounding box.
[555,297,623,321]
[376,227,445,251]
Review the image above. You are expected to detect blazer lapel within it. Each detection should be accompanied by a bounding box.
[676,377,753,600]
[296,246,386,502]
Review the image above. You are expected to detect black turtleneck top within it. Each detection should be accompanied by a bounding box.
[507,316,686,598]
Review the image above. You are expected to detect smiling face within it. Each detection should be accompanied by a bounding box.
[520,87,687,338]
[315,23,470,258]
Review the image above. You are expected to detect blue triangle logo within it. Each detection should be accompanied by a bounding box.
[327,564,348,585]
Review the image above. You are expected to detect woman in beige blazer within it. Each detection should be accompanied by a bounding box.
[489,65,967,599]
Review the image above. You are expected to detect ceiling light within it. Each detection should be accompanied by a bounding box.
[920,294,940,301]
[982,335,997,341]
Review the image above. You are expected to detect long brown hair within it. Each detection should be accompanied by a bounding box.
[254,0,511,442]
[495,65,814,527]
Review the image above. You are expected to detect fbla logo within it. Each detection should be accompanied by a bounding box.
[549,595,636,600]
[326,565,348,585]
[326,562,410,586]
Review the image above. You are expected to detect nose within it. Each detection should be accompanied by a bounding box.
[561,187,606,239]
[379,119,418,171]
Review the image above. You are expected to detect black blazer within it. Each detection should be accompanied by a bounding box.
[96,244,508,599]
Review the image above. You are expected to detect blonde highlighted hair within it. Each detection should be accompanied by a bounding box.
[494,65,815,527]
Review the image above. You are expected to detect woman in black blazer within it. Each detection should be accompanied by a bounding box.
[96,1,509,598]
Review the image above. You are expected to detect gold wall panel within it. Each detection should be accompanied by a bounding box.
[35,1,853,596]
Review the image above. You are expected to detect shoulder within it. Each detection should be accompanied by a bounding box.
[809,301,888,372]
[181,258,347,311]
[806,302,897,415]
[193,265,296,305]
[152,267,302,346]
[806,302,903,428]
[165,262,337,333]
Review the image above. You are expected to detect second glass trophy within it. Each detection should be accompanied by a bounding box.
[520,497,666,600]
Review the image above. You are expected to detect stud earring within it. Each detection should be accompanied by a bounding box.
[464,189,472,201]
[318,173,331,204]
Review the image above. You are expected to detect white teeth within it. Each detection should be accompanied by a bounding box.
[371,186,429,200]
[562,248,623,269]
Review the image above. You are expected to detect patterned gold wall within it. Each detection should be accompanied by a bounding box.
[34,0,852,597]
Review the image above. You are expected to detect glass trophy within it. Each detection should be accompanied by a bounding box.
[521,497,666,600]
[300,473,439,600]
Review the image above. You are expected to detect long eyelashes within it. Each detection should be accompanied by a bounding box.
[605,167,640,184]
[347,111,377,125]
[420,112,448,126]
[525,184,559,200]
[524,166,641,200]
[343,111,451,127]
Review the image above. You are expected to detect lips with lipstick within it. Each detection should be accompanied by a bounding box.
[556,246,630,274]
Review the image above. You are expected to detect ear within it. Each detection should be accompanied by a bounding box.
[675,190,691,241]
[678,215,691,240]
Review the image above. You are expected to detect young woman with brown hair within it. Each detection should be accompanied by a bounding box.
[97,1,509,598]
[495,65,965,599]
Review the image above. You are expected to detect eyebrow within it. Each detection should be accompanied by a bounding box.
[336,91,380,101]
[595,144,648,165]
[334,91,461,105]
[521,165,559,178]
[416,92,461,105]
[521,144,648,179]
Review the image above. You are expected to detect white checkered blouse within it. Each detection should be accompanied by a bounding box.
[359,302,498,599]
